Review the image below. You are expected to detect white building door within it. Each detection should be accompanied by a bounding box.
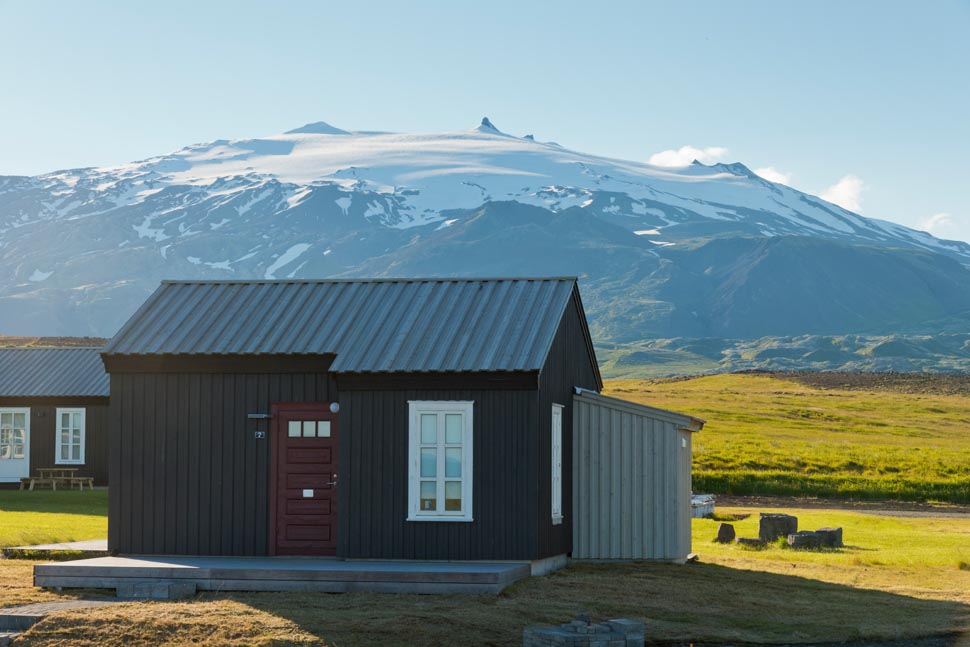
[0,408,30,483]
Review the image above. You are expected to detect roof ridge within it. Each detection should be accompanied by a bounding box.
[160,276,578,285]
[0,346,105,350]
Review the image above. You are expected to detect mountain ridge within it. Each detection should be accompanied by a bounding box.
[0,118,967,374]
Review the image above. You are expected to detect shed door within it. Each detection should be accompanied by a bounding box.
[270,403,338,556]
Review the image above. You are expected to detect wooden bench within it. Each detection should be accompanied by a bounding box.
[18,471,95,491]
[68,477,95,491]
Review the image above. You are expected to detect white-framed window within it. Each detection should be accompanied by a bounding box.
[55,408,85,465]
[551,403,563,525]
[0,408,29,461]
[407,401,474,522]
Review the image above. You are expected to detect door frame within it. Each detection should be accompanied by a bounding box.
[268,402,338,556]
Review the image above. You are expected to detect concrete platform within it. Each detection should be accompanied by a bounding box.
[34,555,532,595]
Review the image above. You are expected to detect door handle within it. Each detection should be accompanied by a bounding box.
[325,473,338,487]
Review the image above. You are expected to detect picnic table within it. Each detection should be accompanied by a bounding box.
[19,468,95,491]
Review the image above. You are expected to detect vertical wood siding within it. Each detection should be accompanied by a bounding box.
[572,396,693,561]
[536,294,601,559]
[108,372,333,555]
[338,388,539,561]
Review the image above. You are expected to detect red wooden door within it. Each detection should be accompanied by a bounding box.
[270,403,338,556]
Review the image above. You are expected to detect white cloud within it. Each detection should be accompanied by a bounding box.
[648,145,729,167]
[918,212,952,234]
[754,166,792,185]
[821,175,864,212]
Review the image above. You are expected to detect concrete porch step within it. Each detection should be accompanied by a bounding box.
[0,599,119,631]
[35,555,533,595]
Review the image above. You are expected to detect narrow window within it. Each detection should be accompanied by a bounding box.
[551,404,563,525]
[407,401,473,522]
[55,408,85,465]
[0,409,28,461]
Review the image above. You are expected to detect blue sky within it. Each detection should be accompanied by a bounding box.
[1,1,968,240]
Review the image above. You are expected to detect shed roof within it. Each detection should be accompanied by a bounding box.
[574,388,705,432]
[104,278,599,376]
[0,347,109,398]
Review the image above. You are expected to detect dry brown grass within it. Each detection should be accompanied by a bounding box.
[6,560,967,647]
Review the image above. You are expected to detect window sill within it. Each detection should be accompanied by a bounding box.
[407,515,474,523]
[55,461,85,466]
[552,515,563,526]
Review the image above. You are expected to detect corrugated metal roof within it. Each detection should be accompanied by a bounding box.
[0,348,109,397]
[104,278,582,373]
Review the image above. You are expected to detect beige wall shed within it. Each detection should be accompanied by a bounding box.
[572,388,704,562]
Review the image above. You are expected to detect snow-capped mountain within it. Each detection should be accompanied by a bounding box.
[2,118,969,345]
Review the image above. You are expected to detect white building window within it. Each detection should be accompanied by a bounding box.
[0,409,28,461]
[407,401,473,522]
[551,404,563,525]
[56,408,85,465]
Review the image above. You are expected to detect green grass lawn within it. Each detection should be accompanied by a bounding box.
[0,490,107,547]
[607,373,970,502]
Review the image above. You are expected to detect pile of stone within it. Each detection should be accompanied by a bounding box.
[714,513,844,550]
[523,615,644,647]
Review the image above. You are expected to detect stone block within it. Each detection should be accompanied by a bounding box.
[816,527,844,548]
[735,537,765,547]
[787,531,822,549]
[116,580,197,600]
[759,513,798,542]
[715,522,736,543]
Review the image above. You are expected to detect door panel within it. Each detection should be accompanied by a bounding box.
[270,403,338,556]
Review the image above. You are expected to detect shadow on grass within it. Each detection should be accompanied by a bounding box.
[0,489,108,516]
[190,561,969,647]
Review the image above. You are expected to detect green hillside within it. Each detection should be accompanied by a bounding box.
[605,373,970,503]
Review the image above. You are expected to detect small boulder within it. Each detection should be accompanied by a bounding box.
[715,523,736,543]
[759,513,798,542]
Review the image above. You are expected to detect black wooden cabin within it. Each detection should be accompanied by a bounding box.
[102,277,602,562]
[0,348,109,486]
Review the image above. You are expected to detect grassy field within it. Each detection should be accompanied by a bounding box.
[606,373,970,503]
[2,505,966,646]
[0,490,107,548]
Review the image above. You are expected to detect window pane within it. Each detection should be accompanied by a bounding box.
[287,421,301,437]
[72,445,81,461]
[13,429,24,444]
[73,429,81,445]
[444,481,462,511]
[13,444,24,459]
[72,412,82,428]
[445,447,461,478]
[0,412,10,427]
[303,421,316,437]
[61,429,69,445]
[317,421,331,437]
[420,414,436,444]
[61,412,70,428]
[420,448,436,477]
[1,445,12,459]
[0,429,9,444]
[61,445,69,460]
[14,413,25,428]
[420,481,437,511]
[445,414,462,444]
